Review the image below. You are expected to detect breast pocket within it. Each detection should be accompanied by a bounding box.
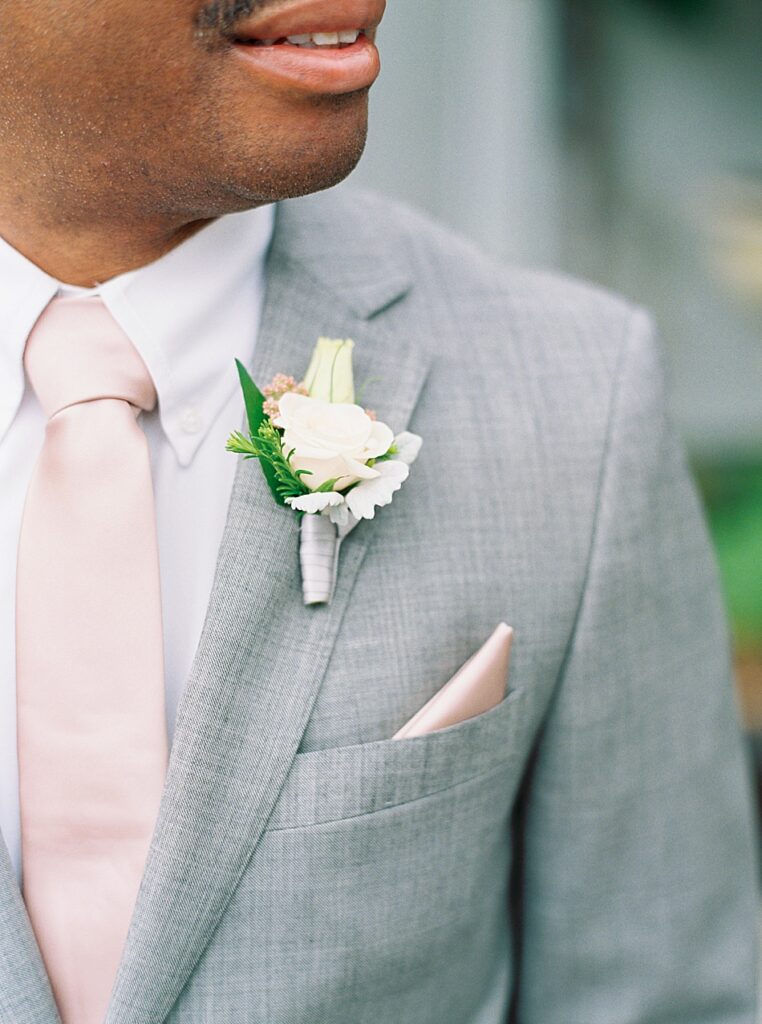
[267,686,529,831]
[242,688,530,1023]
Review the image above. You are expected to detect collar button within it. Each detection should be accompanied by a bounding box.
[180,405,203,435]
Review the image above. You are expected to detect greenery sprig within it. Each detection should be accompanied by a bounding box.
[226,420,312,505]
[225,359,304,507]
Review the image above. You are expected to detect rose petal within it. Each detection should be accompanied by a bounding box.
[271,391,312,428]
[287,452,353,491]
[340,455,380,481]
[276,393,375,457]
[363,419,395,459]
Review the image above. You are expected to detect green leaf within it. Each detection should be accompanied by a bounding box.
[316,477,341,492]
[232,359,285,506]
[235,358,266,436]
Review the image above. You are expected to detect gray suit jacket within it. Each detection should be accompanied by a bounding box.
[1,185,758,1023]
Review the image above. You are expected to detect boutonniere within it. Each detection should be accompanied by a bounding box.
[226,338,422,606]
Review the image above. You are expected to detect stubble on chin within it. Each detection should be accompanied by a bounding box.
[208,90,371,209]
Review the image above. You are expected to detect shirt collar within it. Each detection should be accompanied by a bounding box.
[0,239,59,441]
[0,204,275,465]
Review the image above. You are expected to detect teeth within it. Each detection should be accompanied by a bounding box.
[283,29,361,47]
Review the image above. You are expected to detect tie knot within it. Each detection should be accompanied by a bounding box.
[24,295,157,419]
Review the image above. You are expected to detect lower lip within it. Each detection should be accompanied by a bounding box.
[231,35,380,95]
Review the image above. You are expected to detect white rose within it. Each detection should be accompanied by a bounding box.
[273,392,394,491]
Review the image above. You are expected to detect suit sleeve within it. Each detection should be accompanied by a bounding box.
[515,308,759,1023]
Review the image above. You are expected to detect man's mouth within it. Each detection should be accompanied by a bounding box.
[234,29,369,49]
[225,0,384,49]
[225,1,384,95]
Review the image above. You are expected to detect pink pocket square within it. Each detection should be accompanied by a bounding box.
[392,623,514,739]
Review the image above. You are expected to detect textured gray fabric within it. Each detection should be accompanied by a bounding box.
[0,185,757,1023]
[0,839,59,1024]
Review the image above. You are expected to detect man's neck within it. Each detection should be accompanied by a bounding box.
[0,208,216,287]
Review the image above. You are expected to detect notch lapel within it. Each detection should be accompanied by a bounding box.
[106,196,431,1024]
[0,836,60,1024]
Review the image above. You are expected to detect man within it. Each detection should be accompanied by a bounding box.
[0,0,757,1022]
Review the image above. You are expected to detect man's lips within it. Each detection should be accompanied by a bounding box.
[228,0,385,46]
[226,0,385,96]
[231,34,380,95]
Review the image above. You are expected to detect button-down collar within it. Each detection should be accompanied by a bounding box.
[0,205,275,465]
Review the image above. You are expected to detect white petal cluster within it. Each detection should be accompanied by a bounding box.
[339,460,410,521]
[389,431,423,466]
[287,491,344,515]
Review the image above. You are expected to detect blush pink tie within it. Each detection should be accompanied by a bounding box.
[16,295,169,1024]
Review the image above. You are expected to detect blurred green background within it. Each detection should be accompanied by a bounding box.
[353,0,762,736]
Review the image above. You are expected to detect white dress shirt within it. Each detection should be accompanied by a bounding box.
[0,205,275,885]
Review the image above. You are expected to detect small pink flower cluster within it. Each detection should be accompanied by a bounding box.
[262,374,309,420]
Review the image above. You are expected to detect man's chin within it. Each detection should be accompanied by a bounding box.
[216,95,369,209]
[256,144,366,204]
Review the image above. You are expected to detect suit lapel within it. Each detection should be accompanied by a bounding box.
[0,837,61,1024]
[106,197,431,1024]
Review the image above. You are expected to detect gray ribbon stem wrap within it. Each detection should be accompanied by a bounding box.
[299,512,359,605]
